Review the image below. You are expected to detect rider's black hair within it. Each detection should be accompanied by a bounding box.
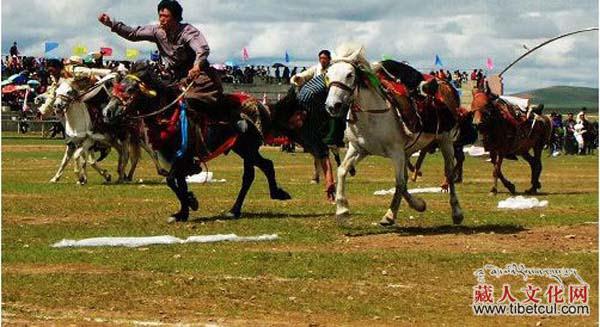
[318,50,331,58]
[158,0,183,22]
[46,58,64,70]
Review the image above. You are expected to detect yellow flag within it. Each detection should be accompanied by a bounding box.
[72,44,87,56]
[125,48,140,59]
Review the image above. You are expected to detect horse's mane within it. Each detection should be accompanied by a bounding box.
[269,86,301,130]
[332,42,371,69]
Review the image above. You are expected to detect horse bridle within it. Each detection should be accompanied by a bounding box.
[326,64,390,125]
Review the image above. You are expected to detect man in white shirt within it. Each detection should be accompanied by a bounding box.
[290,50,331,87]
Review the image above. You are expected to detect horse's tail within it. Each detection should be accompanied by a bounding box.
[540,115,553,148]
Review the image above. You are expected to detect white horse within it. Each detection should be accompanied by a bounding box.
[323,43,463,226]
[39,78,117,184]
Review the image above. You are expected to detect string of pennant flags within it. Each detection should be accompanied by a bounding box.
[43,42,497,70]
[44,41,143,60]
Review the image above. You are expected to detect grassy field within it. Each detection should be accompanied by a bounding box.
[1,132,598,326]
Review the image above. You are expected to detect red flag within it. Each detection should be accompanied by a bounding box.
[242,47,249,61]
[100,47,113,56]
[486,57,494,70]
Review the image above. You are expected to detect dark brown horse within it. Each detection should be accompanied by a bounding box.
[104,66,291,222]
[470,87,552,195]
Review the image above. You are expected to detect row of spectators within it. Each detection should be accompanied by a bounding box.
[549,109,598,156]
[427,69,486,89]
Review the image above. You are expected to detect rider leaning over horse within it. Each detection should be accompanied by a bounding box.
[98,0,246,143]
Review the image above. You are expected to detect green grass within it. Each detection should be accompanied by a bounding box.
[2,132,598,326]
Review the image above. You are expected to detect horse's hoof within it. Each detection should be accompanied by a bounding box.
[524,188,538,195]
[488,188,498,196]
[506,184,517,195]
[349,167,356,177]
[187,192,199,211]
[105,174,112,183]
[379,216,396,227]
[310,179,319,184]
[409,197,427,212]
[452,212,464,225]
[77,178,87,185]
[224,211,241,219]
[271,188,292,201]
[49,178,58,183]
[167,211,189,223]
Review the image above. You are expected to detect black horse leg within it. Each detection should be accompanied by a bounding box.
[166,172,190,222]
[254,151,291,201]
[524,146,543,194]
[227,157,255,218]
[453,145,465,183]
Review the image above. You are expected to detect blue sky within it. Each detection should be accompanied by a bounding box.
[2,0,598,93]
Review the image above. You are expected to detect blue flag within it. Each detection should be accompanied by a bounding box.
[44,42,59,53]
[434,54,443,68]
[285,51,290,63]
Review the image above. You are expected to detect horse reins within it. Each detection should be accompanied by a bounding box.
[123,75,194,119]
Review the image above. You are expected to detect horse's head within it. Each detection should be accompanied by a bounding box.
[470,88,494,125]
[104,69,158,122]
[51,80,79,116]
[324,61,357,117]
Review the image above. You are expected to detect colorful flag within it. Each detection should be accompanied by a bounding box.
[242,47,249,61]
[44,42,59,53]
[72,44,87,56]
[100,47,113,56]
[486,57,494,71]
[125,48,140,59]
[434,54,443,68]
[285,50,290,63]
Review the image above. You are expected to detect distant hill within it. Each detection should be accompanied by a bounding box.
[511,86,598,112]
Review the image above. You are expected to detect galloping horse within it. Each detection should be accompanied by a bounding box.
[470,87,552,195]
[323,43,464,226]
[41,74,160,184]
[104,64,290,222]
[373,60,476,187]
[40,78,114,184]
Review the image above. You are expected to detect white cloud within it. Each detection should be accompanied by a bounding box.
[1,0,598,93]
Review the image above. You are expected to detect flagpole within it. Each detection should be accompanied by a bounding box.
[498,27,598,77]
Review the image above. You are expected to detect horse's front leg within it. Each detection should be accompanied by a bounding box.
[50,144,75,183]
[116,139,129,183]
[439,137,464,224]
[496,155,516,195]
[335,143,365,225]
[126,142,141,181]
[166,171,190,223]
[73,140,93,185]
[87,151,112,183]
[522,147,543,194]
[411,150,428,182]
[140,141,168,176]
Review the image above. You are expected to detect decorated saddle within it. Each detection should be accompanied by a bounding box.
[374,60,458,134]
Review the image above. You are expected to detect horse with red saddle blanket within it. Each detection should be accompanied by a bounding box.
[103,63,291,222]
[470,85,552,195]
[373,60,476,189]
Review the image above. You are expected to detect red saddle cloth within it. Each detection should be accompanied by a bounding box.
[376,73,456,133]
